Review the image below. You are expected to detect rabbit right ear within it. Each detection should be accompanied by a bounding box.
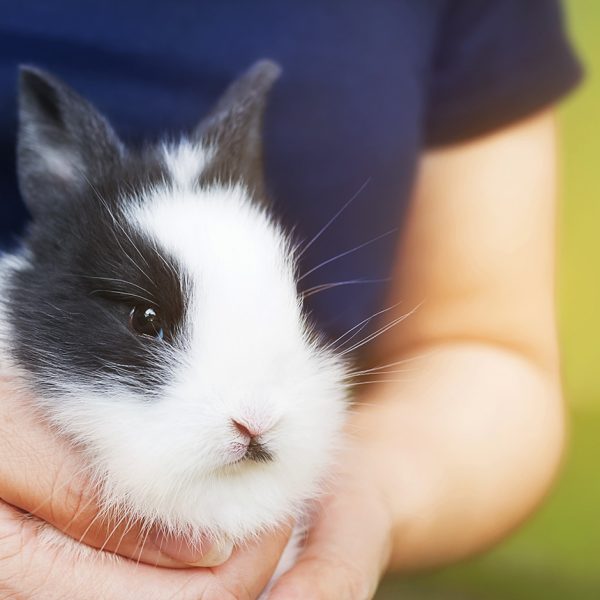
[17,67,124,218]
[193,59,281,195]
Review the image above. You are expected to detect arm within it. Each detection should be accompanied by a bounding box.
[270,109,564,597]
[365,107,563,568]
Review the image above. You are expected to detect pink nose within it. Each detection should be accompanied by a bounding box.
[231,418,272,440]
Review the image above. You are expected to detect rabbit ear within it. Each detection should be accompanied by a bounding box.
[193,60,281,196]
[17,66,124,218]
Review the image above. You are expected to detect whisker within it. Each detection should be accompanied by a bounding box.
[345,378,413,387]
[149,240,180,283]
[98,511,132,554]
[325,301,403,352]
[348,353,432,376]
[113,515,137,559]
[77,507,109,546]
[110,226,155,286]
[351,368,414,376]
[83,175,151,271]
[301,277,391,299]
[60,494,99,538]
[338,314,409,356]
[89,289,156,306]
[134,523,153,568]
[83,276,156,299]
[298,227,397,282]
[81,174,155,286]
[296,177,372,260]
[339,301,424,356]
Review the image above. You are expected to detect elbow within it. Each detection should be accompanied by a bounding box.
[531,377,567,506]
[492,364,566,547]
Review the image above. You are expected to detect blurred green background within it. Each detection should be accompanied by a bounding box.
[376,1,600,598]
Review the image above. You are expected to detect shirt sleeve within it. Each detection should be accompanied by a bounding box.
[424,0,583,147]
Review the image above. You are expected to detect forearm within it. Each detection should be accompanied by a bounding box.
[349,340,564,571]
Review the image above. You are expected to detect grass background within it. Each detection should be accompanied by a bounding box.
[375,2,600,598]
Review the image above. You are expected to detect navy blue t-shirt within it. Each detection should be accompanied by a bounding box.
[0,1,582,337]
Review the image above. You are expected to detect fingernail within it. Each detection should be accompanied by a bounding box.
[148,530,233,567]
[186,538,234,567]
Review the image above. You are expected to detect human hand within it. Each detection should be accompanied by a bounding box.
[0,373,394,599]
[0,499,291,599]
[0,375,291,599]
[267,440,394,600]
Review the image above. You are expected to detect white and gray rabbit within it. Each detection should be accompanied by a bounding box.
[0,60,348,588]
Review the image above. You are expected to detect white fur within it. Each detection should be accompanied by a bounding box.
[26,141,348,551]
[162,140,211,188]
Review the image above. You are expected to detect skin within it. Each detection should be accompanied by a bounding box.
[0,109,564,599]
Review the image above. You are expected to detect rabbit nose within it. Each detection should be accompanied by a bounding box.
[231,418,256,440]
[230,418,274,463]
[231,418,274,440]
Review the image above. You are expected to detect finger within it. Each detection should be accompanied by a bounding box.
[0,500,291,600]
[267,484,392,600]
[211,522,293,599]
[0,499,212,600]
[0,378,224,568]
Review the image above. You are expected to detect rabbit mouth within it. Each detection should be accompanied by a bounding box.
[244,439,274,463]
[223,439,275,469]
[218,440,276,472]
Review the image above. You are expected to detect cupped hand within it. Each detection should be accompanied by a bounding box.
[267,440,395,600]
[0,374,396,599]
[0,375,291,598]
[0,500,291,599]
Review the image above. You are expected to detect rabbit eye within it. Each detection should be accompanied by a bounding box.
[129,306,165,340]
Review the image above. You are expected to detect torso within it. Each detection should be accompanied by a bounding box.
[0,1,448,338]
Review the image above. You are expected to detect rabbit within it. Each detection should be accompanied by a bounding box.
[0,60,349,590]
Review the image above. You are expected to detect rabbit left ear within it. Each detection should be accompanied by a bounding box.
[17,66,124,218]
[194,59,281,195]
